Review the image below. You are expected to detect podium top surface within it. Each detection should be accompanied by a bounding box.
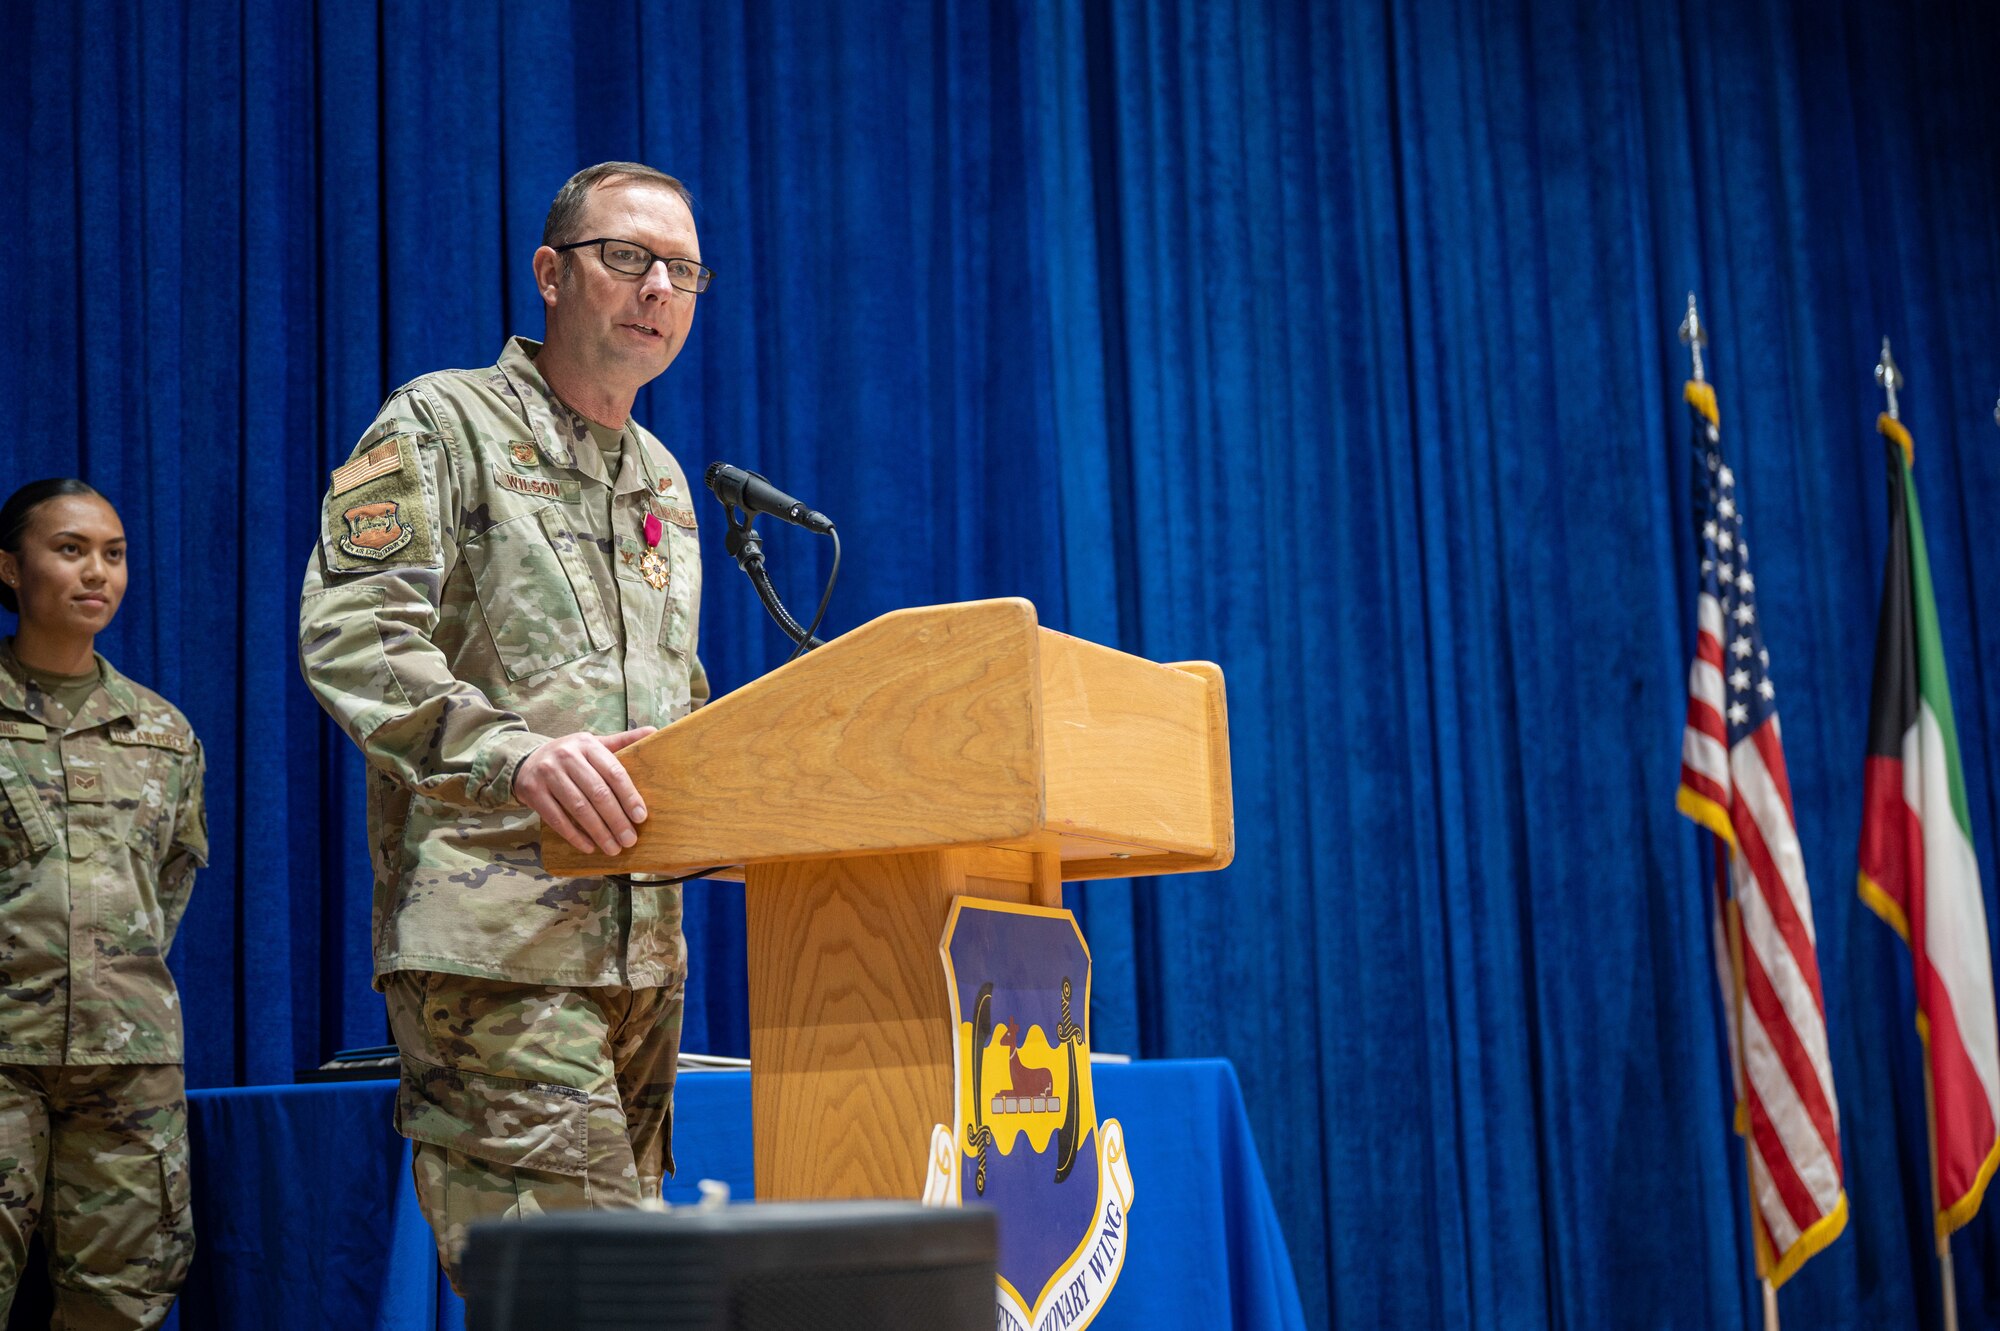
[541,598,1233,881]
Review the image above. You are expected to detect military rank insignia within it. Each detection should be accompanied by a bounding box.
[651,475,699,528]
[66,766,106,803]
[928,900,1135,1331]
[322,436,437,573]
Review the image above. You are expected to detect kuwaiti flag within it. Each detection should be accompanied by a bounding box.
[1858,411,2000,1235]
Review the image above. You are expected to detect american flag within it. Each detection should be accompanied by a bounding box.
[1675,379,1848,1285]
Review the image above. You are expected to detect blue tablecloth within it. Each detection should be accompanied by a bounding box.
[160,1060,1304,1331]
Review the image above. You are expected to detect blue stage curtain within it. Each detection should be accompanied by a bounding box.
[3,1,1999,1326]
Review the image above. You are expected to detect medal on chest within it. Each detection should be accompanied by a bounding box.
[640,511,670,591]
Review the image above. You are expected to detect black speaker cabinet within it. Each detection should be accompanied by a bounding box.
[461,1200,997,1331]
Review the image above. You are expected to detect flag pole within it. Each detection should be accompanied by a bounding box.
[1679,292,1708,386]
[1877,337,1961,1331]
[1684,293,1780,1331]
[1922,1056,1961,1331]
[1874,338,1902,424]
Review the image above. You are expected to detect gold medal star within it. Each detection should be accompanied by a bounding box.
[640,550,669,591]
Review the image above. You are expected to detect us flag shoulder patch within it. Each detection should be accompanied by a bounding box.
[331,441,404,496]
[320,435,439,573]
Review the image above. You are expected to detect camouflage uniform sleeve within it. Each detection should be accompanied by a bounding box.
[297,390,550,810]
[158,737,208,951]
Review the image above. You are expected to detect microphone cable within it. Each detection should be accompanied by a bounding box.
[782,526,840,664]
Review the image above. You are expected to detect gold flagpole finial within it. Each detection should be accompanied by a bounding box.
[1678,292,1708,384]
[1875,337,1903,421]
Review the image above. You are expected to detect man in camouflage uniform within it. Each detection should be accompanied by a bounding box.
[1,637,208,1326]
[297,162,712,1288]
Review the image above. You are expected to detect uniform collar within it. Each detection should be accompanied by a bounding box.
[0,638,138,729]
[78,662,142,730]
[614,424,668,502]
[0,638,36,720]
[496,336,629,489]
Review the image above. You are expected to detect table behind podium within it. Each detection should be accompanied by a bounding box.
[160,1062,1305,1331]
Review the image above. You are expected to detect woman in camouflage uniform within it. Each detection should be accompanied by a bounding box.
[0,479,207,1330]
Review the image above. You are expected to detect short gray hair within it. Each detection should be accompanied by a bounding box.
[542,162,694,249]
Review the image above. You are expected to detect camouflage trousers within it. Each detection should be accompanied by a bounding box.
[382,970,683,1293]
[0,1063,193,1330]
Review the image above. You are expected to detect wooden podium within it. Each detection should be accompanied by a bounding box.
[542,598,1233,1201]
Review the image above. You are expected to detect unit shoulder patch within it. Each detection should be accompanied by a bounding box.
[322,436,439,573]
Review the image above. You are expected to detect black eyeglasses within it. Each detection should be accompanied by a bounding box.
[553,238,714,294]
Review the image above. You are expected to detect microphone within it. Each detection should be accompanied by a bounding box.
[703,463,835,534]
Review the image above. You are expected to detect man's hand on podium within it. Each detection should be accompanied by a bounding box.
[517,727,656,856]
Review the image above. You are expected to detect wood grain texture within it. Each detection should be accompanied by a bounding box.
[1051,659,1236,881]
[1170,660,1236,869]
[1038,633,1216,854]
[543,599,1046,877]
[543,602,1236,884]
[745,849,1039,1201]
[1029,846,1063,908]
